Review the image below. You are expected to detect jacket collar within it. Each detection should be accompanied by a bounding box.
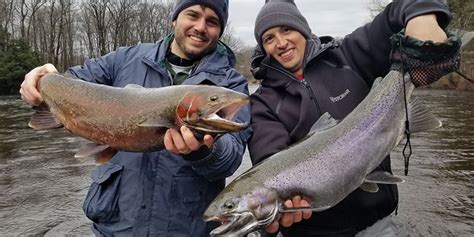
[142,33,236,78]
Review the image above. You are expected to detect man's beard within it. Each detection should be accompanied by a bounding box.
[175,32,218,60]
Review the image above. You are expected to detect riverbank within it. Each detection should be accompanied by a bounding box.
[429,69,474,91]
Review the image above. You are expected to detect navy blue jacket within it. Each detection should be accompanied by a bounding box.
[249,0,450,235]
[68,34,251,237]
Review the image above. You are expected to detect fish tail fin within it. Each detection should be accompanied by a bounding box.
[407,97,442,133]
[28,103,63,129]
[75,143,117,165]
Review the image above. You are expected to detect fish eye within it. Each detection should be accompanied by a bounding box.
[223,201,235,210]
[209,95,219,102]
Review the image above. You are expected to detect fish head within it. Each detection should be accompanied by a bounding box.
[204,187,279,236]
[176,86,249,134]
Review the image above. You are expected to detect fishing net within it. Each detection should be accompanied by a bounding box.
[390,30,461,87]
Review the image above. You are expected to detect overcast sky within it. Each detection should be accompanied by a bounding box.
[228,0,377,46]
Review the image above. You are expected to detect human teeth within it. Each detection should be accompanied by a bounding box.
[190,35,204,42]
[281,50,292,58]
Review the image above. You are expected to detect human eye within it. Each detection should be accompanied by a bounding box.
[282,27,292,34]
[263,35,274,44]
[186,11,199,20]
[207,17,219,27]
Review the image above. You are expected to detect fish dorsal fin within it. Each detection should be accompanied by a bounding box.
[28,103,63,129]
[364,171,405,184]
[138,118,175,128]
[408,97,442,133]
[279,205,331,213]
[124,84,144,89]
[308,112,338,136]
[360,182,379,193]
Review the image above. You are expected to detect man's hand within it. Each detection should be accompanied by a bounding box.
[20,63,58,106]
[164,126,214,155]
[266,195,312,233]
[405,14,447,43]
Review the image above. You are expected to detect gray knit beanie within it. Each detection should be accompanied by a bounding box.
[254,0,312,50]
[171,0,229,36]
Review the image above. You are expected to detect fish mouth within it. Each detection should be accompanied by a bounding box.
[189,97,249,133]
[205,212,258,236]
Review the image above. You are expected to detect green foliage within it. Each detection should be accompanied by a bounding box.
[0,39,43,95]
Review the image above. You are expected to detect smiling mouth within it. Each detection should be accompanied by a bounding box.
[279,49,294,61]
[188,34,207,44]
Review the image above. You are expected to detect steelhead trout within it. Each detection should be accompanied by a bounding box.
[29,73,249,164]
[203,70,442,236]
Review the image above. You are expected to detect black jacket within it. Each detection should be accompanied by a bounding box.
[249,0,451,235]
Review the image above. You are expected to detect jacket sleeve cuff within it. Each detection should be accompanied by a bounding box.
[182,138,226,165]
[182,145,214,163]
[403,2,452,29]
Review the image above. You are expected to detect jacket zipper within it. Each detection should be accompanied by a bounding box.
[263,63,322,117]
[300,78,322,117]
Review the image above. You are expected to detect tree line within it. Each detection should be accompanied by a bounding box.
[1,0,472,95]
[0,0,250,95]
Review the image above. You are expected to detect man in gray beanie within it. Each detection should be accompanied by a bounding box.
[254,0,311,51]
[172,0,229,36]
[20,0,250,236]
[245,0,454,236]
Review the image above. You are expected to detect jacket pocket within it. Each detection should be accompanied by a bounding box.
[169,175,208,236]
[83,162,123,223]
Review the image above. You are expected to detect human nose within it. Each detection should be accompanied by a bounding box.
[275,34,288,49]
[194,18,207,32]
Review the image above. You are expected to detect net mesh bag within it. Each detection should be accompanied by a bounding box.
[390,30,462,87]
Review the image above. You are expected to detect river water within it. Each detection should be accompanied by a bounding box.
[0,89,472,236]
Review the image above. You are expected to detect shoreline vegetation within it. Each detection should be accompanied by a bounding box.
[0,0,472,95]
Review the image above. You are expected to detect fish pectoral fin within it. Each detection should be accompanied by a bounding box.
[308,112,338,135]
[28,103,63,129]
[407,97,442,133]
[364,171,405,184]
[138,118,175,128]
[75,143,111,157]
[75,143,117,165]
[279,205,331,213]
[360,182,379,193]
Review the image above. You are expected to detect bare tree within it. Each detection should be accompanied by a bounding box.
[135,0,173,43]
[85,0,111,56]
[220,23,243,53]
[368,0,390,19]
[108,0,139,50]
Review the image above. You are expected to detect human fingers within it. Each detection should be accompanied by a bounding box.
[180,126,201,151]
[169,127,191,154]
[292,196,303,223]
[279,199,294,228]
[164,129,180,154]
[21,68,43,105]
[301,199,312,219]
[202,134,214,148]
[20,64,58,105]
[265,221,279,234]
